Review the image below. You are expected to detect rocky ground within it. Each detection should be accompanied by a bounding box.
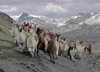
[0,41,100,72]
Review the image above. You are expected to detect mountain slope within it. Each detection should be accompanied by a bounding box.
[0,11,14,47]
[0,11,100,72]
[0,12,13,23]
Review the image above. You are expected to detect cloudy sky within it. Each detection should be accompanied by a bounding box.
[0,0,100,18]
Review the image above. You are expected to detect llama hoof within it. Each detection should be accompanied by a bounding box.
[20,49,24,53]
[32,55,34,58]
[35,54,37,57]
[23,49,26,52]
[52,61,55,64]
[55,57,58,60]
[44,51,47,53]
[37,53,39,56]
[37,50,39,53]
[50,59,52,62]
[65,55,67,58]
[73,61,75,63]
[58,54,61,56]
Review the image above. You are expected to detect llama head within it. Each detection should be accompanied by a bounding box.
[18,24,23,32]
[29,28,34,35]
[23,27,30,36]
[70,40,73,43]
[43,31,47,37]
[23,27,29,32]
[23,21,26,24]
[11,21,16,25]
[76,41,79,46]
[79,41,83,45]
[63,37,67,41]
[84,43,87,46]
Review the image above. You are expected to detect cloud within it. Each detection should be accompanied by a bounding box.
[38,3,69,14]
[0,0,100,18]
[0,5,8,8]
[46,3,67,13]
[0,7,18,12]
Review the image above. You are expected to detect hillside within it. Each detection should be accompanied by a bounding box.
[0,12,100,72]
[0,11,14,30]
[0,11,14,47]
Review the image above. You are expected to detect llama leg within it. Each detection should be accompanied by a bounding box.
[37,42,40,53]
[70,54,71,60]
[52,55,55,64]
[64,52,67,57]
[69,49,72,60]
[62,51,65,57]
[45,40,48,52]
[90,49,91,54]
[69,50,72,60]
[35,46,37,57]
[28,48,31,52]
[32,48,35,57]
[14,39,17,44]
[18,43,24,53]
[65,51,67,58]
[72,56,75,62]
[14,37,17,44]
[56,45,59,59]
[58,51,61,56]
[49,54,52,62]
[30,48,32,57]
[23,44,26,51]
[68,48,70,56]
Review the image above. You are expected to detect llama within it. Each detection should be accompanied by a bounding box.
[38,31,49,53]
[79,43,87,57]
[61,40,69,57]
[11,22,19,44]
[58,39,64,56]
[47,36,59,64]
[57,37,69,57]
[16,27,29,53]
[69,47,77,62]
[75,41,86,59]
[68,40,76,62]
[88,44,92,54]
[84,44,92,55]
[68,40,75,47]
[27,29,39,57]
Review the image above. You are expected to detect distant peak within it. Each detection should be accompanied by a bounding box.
[90,12,98,15]
[78,12,98,16]
[21,12,29,16]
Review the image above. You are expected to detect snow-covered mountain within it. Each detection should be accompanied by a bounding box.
[10,12,51,22]
[10,14,21,21]
[10,12,65,25]
[10,12,100,32]
[52,12,100,32]
[18,12,34,22]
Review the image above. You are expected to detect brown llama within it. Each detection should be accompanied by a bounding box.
[47,36,59,64]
